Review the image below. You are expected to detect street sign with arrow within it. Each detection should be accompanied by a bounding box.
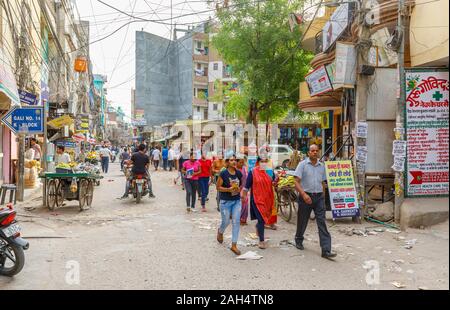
[1,106,44,135]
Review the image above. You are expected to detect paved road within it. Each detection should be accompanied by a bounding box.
[1,162,448,290]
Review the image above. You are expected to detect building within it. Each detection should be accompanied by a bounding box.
[297,0,448,227]
[134,21,237,133]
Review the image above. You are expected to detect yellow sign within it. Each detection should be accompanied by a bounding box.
[48,115,74,129]
[320,112,330,129]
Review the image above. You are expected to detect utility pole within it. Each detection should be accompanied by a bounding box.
[394,0,406,223]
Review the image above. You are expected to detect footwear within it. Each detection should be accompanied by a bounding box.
[186,208,191,213]
[240,221,247,226]
[322,251,337,259]
[120,195,128,200]
[230,243,241,255]
[191,208,198,213]
[217,229,224,244]
[258,241,268,249]
[206,198,209,201]
[295,243,304,250]
[149,193,156,198]
[201,208,207,212]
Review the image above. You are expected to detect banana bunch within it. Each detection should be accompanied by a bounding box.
[277,175,295,188]
[69,162,77,168]
[86,151,98,160]
[56,163,71,169]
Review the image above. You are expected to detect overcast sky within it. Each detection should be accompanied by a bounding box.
[77,0,212,120]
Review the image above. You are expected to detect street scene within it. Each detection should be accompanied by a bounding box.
[0,0,448,292]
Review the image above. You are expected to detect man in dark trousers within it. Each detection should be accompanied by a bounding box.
[293,144,336,259]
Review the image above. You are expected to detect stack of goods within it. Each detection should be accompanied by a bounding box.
[24,160,41,188]
[86,151,99,164]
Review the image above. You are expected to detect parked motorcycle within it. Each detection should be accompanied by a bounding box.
[0,204,29,277]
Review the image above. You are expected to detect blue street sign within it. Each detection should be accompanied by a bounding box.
[19,89,39,105]
[1,106,44,134]
[56,140,77,149]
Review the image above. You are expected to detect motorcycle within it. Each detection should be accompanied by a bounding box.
[124,165,150,203]
[0,204,29,277]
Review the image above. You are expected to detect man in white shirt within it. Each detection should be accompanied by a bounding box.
[151,147,161,171]
[55,146,71,165]
[99,144,112,174]
[168,146,176,171]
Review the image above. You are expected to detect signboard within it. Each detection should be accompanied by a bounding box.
[405,69,449,197]
[322,3,355,52]
[75,114,89,133]
[48,115,74,129]
[356,121,368,138]
[1,106,44,134]
[19,89,39,105]
[325,160,360,218]
[56,140,77,149]
[333,42,357,88]
[133,109,147,126]
[305,65,333,97]
[320,111,332,129]
[0,48,20,106]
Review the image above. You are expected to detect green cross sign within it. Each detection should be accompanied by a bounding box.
[432,91,443,101]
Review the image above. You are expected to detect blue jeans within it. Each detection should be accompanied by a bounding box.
[101,157,109,173]
[198,177,210,207]
[163,158,168,170]
[219,199,242,243]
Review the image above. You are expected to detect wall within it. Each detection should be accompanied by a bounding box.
[409,0,449,67]
[135,31,193,127]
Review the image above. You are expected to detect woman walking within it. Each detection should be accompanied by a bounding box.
[197,152,212,211]
[241,156,275,249]
[237,157,249,225]
[216,155,243,255]
[181,152,201,212]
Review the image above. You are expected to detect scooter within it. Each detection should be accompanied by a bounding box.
[131,173,149,204]
[0,204,29,277]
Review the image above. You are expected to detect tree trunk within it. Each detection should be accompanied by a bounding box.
[249,101,259,148]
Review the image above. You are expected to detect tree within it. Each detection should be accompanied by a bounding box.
[212,0,312,133]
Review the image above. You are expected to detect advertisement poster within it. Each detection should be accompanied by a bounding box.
[325,160,360,218]
[405,69,449,197]
[305,65,333,97]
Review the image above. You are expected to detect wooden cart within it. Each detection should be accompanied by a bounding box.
[40,172,103,211]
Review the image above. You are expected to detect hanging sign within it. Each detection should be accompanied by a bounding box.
[305,65,333,97]
[325,160,360,218]
[405,69,449,197]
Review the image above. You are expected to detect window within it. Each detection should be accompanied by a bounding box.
[197,63,202,69]
[213,104,218,111]
[213,63,218,71]
[278,147,289,154]
[197,41,202,49]
[197,107,200,112]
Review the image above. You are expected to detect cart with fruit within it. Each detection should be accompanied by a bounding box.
[40,162,103,211]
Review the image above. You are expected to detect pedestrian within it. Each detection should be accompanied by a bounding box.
[162,145,169,171]
[55,145,71,165]
[293,144,336,259]
[99,144,112,173]
[168,146,176,171]
[29,138,41,161]
[181,152,202,212]
[237,157,249,225]
[120,147,130,171]
[212,153,225,211]
[241,155,275,249]
[152,147,161,171]
[216,155,243,255]
[197,152,212,212]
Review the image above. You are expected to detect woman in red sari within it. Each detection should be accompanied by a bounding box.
[241,156,275,249]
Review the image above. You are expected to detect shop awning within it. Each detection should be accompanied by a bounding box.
[154,131,182,143]
[0,49,20,109]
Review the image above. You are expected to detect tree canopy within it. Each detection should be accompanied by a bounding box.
[212,0,313,125]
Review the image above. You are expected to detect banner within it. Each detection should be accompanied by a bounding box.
[48,115,74,129]
[305,65,333,97]
[75,114,89,133]
[325,160,360,218]
[405,69,449,197]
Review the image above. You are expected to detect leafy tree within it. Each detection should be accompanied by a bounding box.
[212,0,313,133]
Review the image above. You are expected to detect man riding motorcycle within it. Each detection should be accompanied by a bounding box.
[121,144,155,199]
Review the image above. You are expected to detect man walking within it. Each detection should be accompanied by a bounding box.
[152,147,161,171]
[168,146,176,171]
[162,145,169,171]
[293,144,336,259]
[99,143,112,174]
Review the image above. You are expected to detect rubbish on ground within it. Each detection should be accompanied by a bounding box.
[386,228,401,234]
[374,228,385,232]
[406,269,415,274]
[248,233,258,240]
[311,268,316,272]
[393,259,405,264]
[353,230,367,236]
[146,229,153,232]
[236,251,263,260]
[244,238,258,247]
[383,250,392,254]
[279,240,296,247]
[368,231,378,235]
[391,281,406,288]
[395,236,406,241]
[403,239,417,249]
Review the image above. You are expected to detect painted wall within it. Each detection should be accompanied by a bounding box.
[410,0,449,67]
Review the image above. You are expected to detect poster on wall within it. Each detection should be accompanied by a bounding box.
[305,65,333,97]
[405,69,449,197]
[325,160,360,218]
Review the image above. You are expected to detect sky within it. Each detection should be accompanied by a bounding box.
[76,0,213,121]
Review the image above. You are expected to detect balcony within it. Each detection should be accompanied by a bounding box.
[194,74,208,84]
[193,53,209,62]
[193,97,208,107]
[297,81,342,113]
